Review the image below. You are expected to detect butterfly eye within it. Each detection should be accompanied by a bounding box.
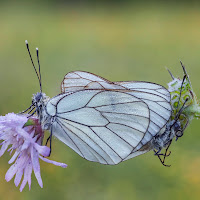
[173,121,181,132]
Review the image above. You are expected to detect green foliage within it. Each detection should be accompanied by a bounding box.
[23,119,35,127]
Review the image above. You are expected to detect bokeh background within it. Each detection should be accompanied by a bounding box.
[0,0,200,199]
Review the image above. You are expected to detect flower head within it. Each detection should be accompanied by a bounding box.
[167,65,200,130]
[0,113,67,192]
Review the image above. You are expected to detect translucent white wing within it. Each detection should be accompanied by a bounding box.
[46,90,150,165]
[123,142,152,161]
[61,71,172,160]
[61,71,125,92]
[115,81,171,159]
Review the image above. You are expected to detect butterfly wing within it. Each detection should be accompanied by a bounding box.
[46,90,150,165]
[61,71,172,159]
[61,71,125,92]
[115,81,171,159]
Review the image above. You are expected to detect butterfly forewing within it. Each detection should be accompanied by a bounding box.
[60,71,172,161]
[46,90,150,164]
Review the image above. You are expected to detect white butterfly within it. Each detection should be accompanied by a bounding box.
[25,41,172,165]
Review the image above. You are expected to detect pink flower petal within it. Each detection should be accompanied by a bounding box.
[34,143,50,157]
[29,130,35,139]
[20,159,32,192]
[20,180,27,192]
[39,156,67,168]
[6,156,25,182]
[8,150,20,164]
[21,140,31,151]
[0,141,9,157]
[14,169,24,187]
[5,164,18,182]
[15,152,29,169]
[31,147,43,188]
[20,175,28,192]
[26,161,33,190]
[16,127,32,141]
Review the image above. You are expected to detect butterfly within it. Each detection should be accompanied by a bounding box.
[23,41,172,165]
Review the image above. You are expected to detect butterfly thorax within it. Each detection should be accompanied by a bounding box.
[152,120,182,152]
[32,92,51,130]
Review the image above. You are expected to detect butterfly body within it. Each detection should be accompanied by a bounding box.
[152,119,181,152]
[32,92,50,129]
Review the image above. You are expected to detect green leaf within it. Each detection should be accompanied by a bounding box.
[23,119,35,127]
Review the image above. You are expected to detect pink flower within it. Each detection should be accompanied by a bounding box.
[0,113,67,192]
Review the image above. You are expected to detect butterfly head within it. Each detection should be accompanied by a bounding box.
[33,92,43,103]
[32,92,50,106]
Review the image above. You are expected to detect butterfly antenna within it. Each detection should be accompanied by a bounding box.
[25,40,41,91]
[175,74,187,114]
[171,97,189,130]
[180,61,192,86]
[175,97,189,121]
[166,67,175,80]
[19,102,35,114]
[36,47,42,93]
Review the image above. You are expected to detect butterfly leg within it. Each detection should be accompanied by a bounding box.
[154,149,161,156]
[156,151,171,157]
[27,109,37,118]
[45,123,54,156]
[161,140,172,167]
[154,148,171,157]
[19,103,35,114]
[49,128,52,156]
[28,106,36,114]
[155,153,171,167]
[154,140,172,167]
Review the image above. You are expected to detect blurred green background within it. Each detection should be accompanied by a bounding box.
[0,0,200,199]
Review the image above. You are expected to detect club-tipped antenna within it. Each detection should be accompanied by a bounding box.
[36,47,42,92]
[25,40,41,92]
